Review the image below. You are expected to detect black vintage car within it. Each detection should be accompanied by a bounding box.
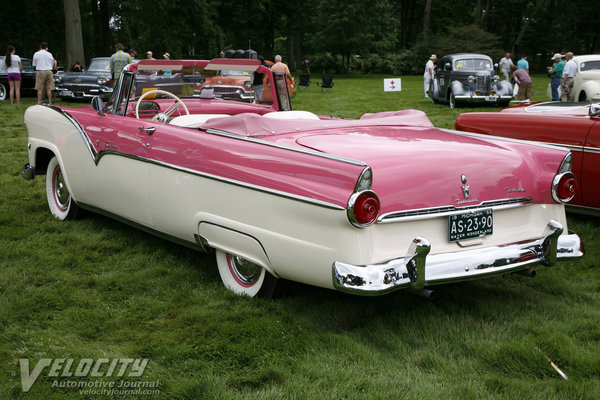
[430,53,513,108]
[0,57,37,101]
[53,57,113,100]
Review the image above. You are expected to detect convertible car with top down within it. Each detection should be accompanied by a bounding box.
[22,58,583,297]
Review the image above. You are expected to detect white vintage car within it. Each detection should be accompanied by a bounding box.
[547,55,600,102]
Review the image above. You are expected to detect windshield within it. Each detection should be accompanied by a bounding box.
[218,70,251,76]
[88,58,111,72]
[454,58,492,71]
[105,62,278,116]
[580,60,600,72]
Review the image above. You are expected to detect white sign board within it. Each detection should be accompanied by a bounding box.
[384,78,401,92]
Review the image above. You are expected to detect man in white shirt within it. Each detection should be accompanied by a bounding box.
[498,53,513,81]
[424,54,436,97]
[32,42,56,105]
[560,52,577,102]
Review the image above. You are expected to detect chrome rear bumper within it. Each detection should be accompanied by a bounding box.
[332,220,583,296]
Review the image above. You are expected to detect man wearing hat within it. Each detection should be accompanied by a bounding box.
[128,49,137,61]
[547,53,564,101]
[560,52,576,102]
[424,54,436,98]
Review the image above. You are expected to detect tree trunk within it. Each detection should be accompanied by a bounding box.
[512,0,546,56]
[63,0,85,69]
[422,0,432,44]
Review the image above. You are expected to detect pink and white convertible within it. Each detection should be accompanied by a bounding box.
[23,59,584,297]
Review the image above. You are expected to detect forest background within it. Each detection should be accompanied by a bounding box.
[2,0,599,75]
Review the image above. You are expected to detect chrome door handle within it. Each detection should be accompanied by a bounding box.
[138,126,156,135]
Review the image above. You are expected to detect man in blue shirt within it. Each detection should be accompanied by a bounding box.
[517,55,529,74]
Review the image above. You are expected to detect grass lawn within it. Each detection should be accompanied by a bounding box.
[0,75,599,399]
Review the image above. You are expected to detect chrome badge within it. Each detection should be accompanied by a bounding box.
[461,174,470,199]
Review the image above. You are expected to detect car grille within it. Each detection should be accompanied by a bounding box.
[476,75,491,94]
[60,85,98,94]
[378,197,533,223]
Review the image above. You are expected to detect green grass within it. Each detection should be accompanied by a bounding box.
[1,76,599,399]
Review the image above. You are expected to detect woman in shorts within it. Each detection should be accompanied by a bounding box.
[5,45,22,104]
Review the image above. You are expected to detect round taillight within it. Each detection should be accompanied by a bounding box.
[552,172,577,203]
[347,191,380,227]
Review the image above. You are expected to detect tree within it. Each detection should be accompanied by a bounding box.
[63,0,85,69]
[422,0,432,44]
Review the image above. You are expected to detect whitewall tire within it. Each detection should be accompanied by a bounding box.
[46,156,79,220]
[216,250,283,297]
[0,83,6,101]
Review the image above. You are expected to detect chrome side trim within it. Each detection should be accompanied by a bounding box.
[206,128,367,167]
[47,105,98,159]
[41,107,346,211]
[378,197,533,223]
[93,149,344,210]
[583,146,600,155]
[333,220,583,296]
[451,126,600,155]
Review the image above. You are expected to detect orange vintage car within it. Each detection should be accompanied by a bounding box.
[198,60,296,103]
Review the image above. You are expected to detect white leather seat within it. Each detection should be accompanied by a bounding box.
[169,114,230,128]
[263,111,320,120]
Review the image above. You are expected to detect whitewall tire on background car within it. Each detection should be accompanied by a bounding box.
[46,156,79,220]
[216,250,282,297]
[0,83,6,101]
[449,93,457,109]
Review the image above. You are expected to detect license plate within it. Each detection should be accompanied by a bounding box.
[60,90,73,97]
[449,209,493,242]
[486,96,497,101]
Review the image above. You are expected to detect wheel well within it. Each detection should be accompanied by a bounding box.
[35,148,55,175]
[578,91,587,102]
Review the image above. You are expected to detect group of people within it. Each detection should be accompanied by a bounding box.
[4,42,56,105]
[109,43,170,82]
[422,51,577,102]
[498,52,577,102]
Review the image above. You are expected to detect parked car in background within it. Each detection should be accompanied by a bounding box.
[456,101,600,215]
[430,53,513,108]
[22,58,583,298]
[546,55,600,102]
[199,60,296,103]
[53,57,113,101]
[0,56,37,101]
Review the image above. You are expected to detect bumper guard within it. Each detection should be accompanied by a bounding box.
[333,220,583,296]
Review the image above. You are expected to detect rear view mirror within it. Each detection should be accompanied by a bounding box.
[590,103,600,117]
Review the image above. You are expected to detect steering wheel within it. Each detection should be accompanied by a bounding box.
[135,89,190,120]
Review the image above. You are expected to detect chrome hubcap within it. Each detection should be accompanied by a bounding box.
[54,168,70,210]
[229,255,261,286]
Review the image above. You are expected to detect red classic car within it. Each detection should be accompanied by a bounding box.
[22,59,583,298]
[456,102,600,215]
